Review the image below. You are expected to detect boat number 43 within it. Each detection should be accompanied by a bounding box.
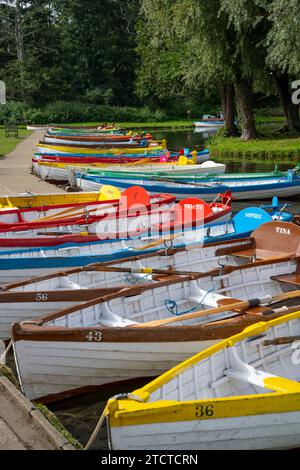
[195,404,214,418]
[86,331,102,342]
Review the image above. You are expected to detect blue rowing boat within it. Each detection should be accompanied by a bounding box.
[0,203,292,283]
[74,170,300,201]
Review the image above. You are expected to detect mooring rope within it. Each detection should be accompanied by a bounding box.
[84,393,144,450]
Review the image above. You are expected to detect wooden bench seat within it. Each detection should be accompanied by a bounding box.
[271,273,300,287]
[229,248,256,259]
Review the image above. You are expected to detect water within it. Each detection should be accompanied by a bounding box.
[43,128,300,448]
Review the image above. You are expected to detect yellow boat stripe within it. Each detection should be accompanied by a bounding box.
[109,392,300,428]
[39,144,162,155]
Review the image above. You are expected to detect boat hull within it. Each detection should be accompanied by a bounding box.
[109,411,300,450]
[75,175,300,201]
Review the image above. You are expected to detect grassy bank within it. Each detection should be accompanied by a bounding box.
[208,117,300,161]
[209,133,300,161]
[53,117,284,128]
[0,128,32,157]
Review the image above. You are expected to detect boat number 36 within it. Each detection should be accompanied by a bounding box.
[86,331,102,342]
[195,404,214,418]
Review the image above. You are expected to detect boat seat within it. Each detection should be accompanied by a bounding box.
[271,273,300,287]
[188,281,233,308]
[230,248,293,261]
[99,302,139,328]
[224,346,300,392]
[229,248,256,259]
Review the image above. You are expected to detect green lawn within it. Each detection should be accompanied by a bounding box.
[57,116,284,128]
[0,128,32,157]
[209,126,300,161]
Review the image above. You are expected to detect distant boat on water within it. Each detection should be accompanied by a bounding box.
[194,114,225,128]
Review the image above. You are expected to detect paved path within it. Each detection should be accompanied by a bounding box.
[0,131,65,195]
[0,375,74,450]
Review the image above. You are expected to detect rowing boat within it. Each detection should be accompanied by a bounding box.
[11,222,300,401]
[0,190,125,210]
[36,161,225,183]
[194,120,224,128]
[41,138,153,148]
[0,240,242,340]
[106,310,300,450]
[0,210,292,282]
[0,186,174,228]
[0,218,293,340]
[38,143,164,156]
[80,164,299,181]
[44,134,153,145]
[71,164,297,187]
[194,115,225,128]
[34,149,210,163]
[73,171,300,200]
[0,195,232,246]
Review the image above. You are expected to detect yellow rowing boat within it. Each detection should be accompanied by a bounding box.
[106,310,300,450]
[0,186,121,209]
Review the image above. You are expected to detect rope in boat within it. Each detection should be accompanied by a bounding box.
[84,393,144,450]
[0,340,12,365]
[164,262,226,317]
[126,273,151,284]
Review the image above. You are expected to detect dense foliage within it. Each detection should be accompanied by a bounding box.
[0,0,299,136]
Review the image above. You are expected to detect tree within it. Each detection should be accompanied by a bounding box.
[266,0,300,131]
[0,0,140,107]
[222,0,300,133]
[137,0,263,139]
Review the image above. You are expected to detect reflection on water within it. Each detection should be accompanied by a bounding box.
[48,128,300,449]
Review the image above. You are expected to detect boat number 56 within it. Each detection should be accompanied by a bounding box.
[195,404,214,418]
[86,331,102,342]
[36,293,48,302]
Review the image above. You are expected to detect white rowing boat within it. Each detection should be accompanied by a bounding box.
[11,222,300,402]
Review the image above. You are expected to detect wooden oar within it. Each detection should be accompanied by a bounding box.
[148,176,223,188]
[30,202,118,223]
[125,158,151,167]
[263,335,300,346]
[132,289,300,328]
[137,234,181,251]
[86,265,205,277]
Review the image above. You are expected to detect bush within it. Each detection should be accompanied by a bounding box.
[0,101,28,124]
[0,101,169,125]
[254,106,283,117]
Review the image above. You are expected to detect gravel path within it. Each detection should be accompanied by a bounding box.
[0,131,65,195]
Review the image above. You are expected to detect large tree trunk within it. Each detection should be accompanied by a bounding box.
[15,0,24,63]
[234,78,257,140]
[273,72,300,133]
[15,0,26,103]
[219,84,239,137]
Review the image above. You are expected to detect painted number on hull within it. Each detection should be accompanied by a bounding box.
[86,331,102,342]
[36,293,48,302]
[195,404,214,418]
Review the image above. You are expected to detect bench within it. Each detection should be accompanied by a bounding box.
[4,121,19,138]
[271,273,300,287]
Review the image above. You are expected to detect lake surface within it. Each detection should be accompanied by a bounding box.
[47,128,300,448]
